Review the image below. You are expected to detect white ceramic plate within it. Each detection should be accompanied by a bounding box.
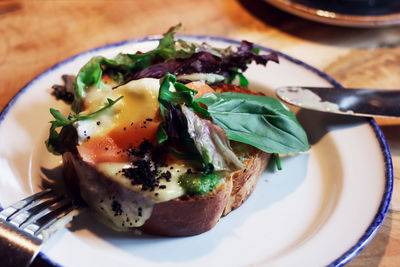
[0,36,392,267]
[265,0,400,27]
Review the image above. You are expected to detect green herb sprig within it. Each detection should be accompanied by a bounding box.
[46,96,123,154]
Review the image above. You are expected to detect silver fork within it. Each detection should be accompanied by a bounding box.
[0,188,80,267]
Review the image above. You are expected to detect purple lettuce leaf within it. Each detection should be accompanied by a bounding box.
[130,40,278,81]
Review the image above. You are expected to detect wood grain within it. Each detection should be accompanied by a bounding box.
[1,0,399,266]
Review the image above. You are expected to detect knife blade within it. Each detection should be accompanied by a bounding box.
[276,86,400,118]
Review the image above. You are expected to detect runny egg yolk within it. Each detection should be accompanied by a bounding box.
[76,78,161,141]
[109,79,160,128]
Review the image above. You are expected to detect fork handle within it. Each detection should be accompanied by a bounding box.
[0,220,42,267]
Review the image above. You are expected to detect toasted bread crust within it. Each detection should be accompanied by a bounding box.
[223,150,270,216]
[138,181,232,236]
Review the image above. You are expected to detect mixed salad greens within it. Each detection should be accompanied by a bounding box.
[46,24,309,194]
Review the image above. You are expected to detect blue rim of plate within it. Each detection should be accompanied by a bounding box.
[0,35,393,267]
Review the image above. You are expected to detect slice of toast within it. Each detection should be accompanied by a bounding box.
[62,82,270,236]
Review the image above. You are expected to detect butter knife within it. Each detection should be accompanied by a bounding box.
[276,86,400,118]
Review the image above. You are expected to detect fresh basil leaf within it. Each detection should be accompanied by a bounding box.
[195,92,309,154]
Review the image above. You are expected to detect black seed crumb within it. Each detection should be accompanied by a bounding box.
[105,147,109,150]
[143,121,147,124]
[243,169,247,173]
[155,193,159,196]
[135,220,138,223]
[111,200,123,216]
[160,171,172,182]
[146,118,152,121]
[131,122,134,126]
[138,207,142,217]
[123,159,159,191]
[86,136,91,140]
[159,185,166,189]
[97,121,101,125]
[170,166,174,170]
[186,168,192,174]
[122,223,125,227]
[123,127,126,131]
[100,199,104,203]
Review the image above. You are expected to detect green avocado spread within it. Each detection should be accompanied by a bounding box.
[178,172,221,195]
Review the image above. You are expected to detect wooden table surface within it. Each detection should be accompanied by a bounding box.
[1,0,399,266]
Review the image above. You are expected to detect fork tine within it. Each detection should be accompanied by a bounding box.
[24,198,77,236]
[6,193,64,228]
[0,189,53,220]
